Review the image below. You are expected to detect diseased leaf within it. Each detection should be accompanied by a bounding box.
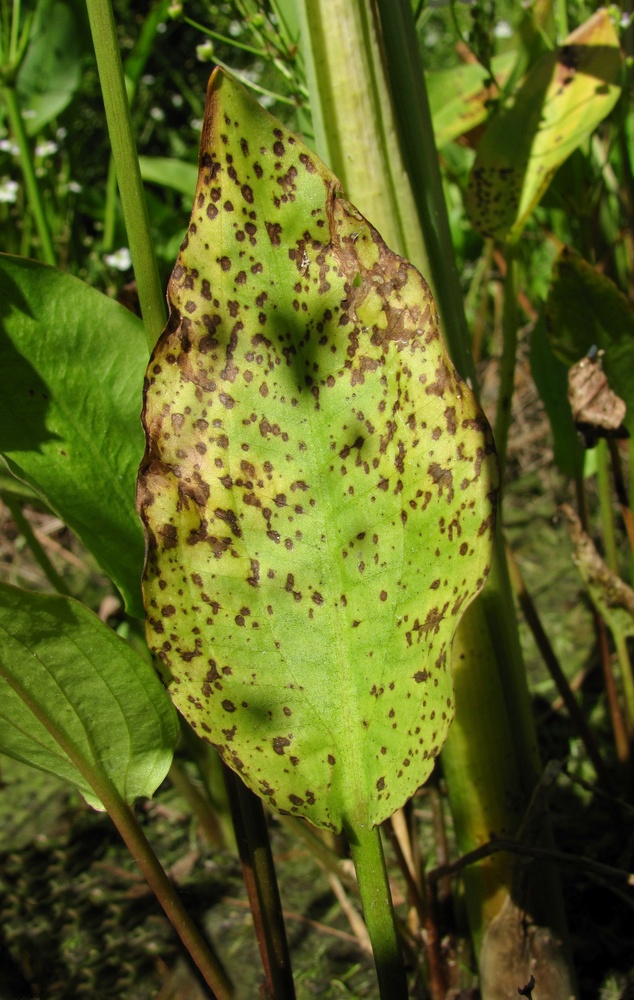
[0,583,179,811]
[427,52,516,148]
[0,255,147,617]
[466,9,622,242]
[137,70,497,833]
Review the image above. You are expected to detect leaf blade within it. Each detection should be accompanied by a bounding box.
[138,70,497,832]
[466,9,622,241]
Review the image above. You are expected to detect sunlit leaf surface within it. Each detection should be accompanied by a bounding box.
[138,70,497,832]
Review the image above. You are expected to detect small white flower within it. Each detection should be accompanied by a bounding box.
[142,74,156,86]
[35,141,59,157]
[228,19,243,37]
[494,20,513,38]
[156,21,166,33]
[56,126,68,141]
[0,139,19,155]
[171,93,183,108]
[67,180,82,194]
[0,178,19,202]
[190,118,204,130]
[149,106,165,122]
[104,247,132,270]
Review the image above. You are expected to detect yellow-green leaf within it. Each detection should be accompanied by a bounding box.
[466,9,622,242]
[137,70,497,833]
[427,51,517,148]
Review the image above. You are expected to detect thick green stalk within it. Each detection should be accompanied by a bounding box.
[441,602,522,944]
[85,0,165,352]
[494,250,519,484]
[346,821,408,1000]
[373,0,476,385]
[2,85,56,265]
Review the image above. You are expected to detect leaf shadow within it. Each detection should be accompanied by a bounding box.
[0,258,60,455]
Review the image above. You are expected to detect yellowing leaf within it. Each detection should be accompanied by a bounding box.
[137,70,497,833]
[466,9,622,242]
[427,51,517,148]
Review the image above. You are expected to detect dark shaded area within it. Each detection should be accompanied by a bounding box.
[0,262,57,456]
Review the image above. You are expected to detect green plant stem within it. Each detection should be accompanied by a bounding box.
[373,0,477,385]
[494,248,519,483]
[554,0,569,40]
[346,821,408,1000]
[1,493,73,597]
[102,0,170,256]
[102,156,118,252]
[103,793,233,1000]
[223,765,296,1000]
[2,85,56,265]
[85,0,165,352]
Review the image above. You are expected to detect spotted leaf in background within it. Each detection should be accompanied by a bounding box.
[137,69,497,833]
[466,9,622,242]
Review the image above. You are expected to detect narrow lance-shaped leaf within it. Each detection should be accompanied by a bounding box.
[466,9,622,242]
[137,69,497,833]
[0,582,179,811]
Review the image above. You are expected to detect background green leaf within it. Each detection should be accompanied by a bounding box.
[16,0,89,136]
[138,156,198,198]
[0,255,148,616]
[0,582,179,810]
[138,70,497,834]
